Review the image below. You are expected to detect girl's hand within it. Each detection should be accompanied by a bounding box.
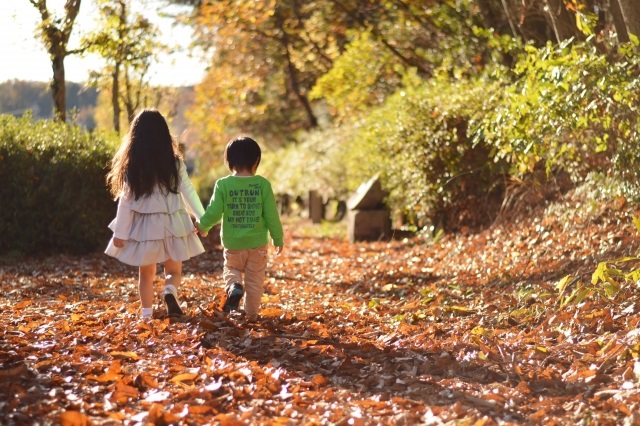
[275,245,283,255]
[113,237,126,248]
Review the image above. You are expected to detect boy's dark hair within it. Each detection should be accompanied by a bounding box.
[225,136,261,172]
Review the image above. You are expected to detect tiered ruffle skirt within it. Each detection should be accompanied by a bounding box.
[105,196,205,266]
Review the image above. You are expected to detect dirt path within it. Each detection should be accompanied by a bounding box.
[2,194,640,425]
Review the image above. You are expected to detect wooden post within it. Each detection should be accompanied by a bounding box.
[309,190,323,224]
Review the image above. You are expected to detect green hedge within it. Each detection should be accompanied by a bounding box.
[0,114,118,255]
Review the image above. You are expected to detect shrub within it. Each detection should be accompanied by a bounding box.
[0,114,118,255]
[350,76,508,231]
[480,40,640,189]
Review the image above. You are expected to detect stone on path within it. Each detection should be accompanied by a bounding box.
[346,175,391,243]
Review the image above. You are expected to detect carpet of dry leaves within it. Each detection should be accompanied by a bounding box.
[2,185,640,425]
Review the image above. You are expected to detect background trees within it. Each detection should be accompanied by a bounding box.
[178,0,494,167]
[28,0,82,122]
[82,0,164,133]
[25,0,183,131]
[186,0,342,153]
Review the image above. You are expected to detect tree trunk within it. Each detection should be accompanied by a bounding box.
[122,66,138,125]
[29,0,82,122]
[51,50,67,122]
[274,8,318,129]
[616,0,640,41]
[112,65,121,133]
[499,0,521,40]
[284,49,318,129]
[610,0,629,43]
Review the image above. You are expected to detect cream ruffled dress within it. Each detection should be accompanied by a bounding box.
[105,160,206,266]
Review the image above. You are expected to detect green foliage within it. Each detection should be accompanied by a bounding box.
[310,31,398,119]
[309,1,488,122]
[0,114,118,255]
[556,255,638,308]
[421,0,487,74]
[266,73,510,231]
[82,0,166,131]
[480,40,640,186]
[259,32,640,233]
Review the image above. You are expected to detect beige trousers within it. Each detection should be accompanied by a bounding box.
[222,245,268,317]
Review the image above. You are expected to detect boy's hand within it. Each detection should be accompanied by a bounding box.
[195,221,208,237]
[113,237,125,248]
[275,245,283,255]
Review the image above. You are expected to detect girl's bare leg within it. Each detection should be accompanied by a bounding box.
[163,259,183,289]
[139,264,157,309]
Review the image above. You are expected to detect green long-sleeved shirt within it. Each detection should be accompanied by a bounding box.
[198,175,284,250]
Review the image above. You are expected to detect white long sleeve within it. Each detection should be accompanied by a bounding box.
[112,196,134,240]
[178,160,205,219]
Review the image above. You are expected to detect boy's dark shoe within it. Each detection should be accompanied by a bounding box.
[163,286,184,316]
[223,283,244,313]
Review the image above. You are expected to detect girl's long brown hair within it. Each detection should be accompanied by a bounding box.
[107,109,181,200]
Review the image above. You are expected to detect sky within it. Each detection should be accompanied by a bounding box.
[0,0,208,87]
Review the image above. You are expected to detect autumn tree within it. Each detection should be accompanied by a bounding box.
[28,0,82,122]
[176,0,358,159]
[176,0,638,141]
[179,0,473,154]
[310,1,497,120]
[82,0,163,133]
[173,0,640,200]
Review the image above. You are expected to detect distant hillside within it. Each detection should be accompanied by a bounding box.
[0,80,98,128]
[0,80,195,135]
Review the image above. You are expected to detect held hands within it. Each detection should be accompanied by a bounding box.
[113,237,126,248]
[195,221,208,238]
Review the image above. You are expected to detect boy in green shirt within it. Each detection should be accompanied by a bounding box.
[197,136,284,320]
